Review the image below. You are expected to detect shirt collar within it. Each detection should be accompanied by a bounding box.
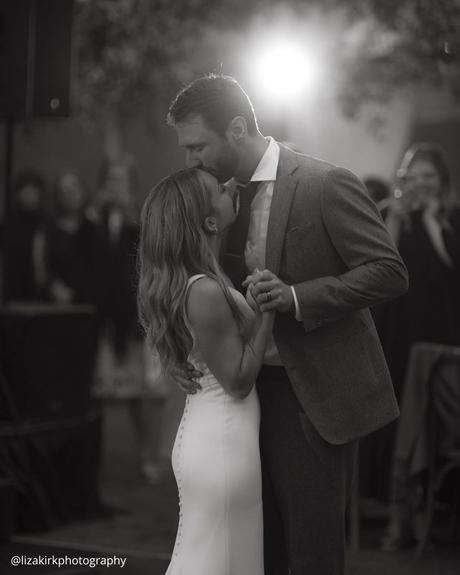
[251,137,279,183]
[226,137,279,192]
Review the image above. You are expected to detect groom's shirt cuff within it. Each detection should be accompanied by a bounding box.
[290,286,302,321]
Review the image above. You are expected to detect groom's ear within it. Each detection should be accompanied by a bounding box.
[204,215,218,235]
[227,116,247,142]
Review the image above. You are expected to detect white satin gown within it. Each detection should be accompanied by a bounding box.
[165,275,264,575]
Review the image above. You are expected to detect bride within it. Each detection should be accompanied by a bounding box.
[137,168,274,575]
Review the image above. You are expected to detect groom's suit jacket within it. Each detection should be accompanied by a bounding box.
[227,145,408,445]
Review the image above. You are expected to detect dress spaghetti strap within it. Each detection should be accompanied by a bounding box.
[184,274,208,334]
[187,274,207,290]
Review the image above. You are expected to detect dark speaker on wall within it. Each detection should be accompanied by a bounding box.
[0,0,74,119]
[33,0,74,117]
[0,0,29,119]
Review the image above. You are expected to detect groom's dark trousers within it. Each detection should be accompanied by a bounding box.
[223,145,406,574]
[257,365,358,575]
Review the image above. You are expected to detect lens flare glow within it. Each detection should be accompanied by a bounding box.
[251,40,322,102]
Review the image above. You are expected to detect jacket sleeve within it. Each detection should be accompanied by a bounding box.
[293,167,409,332]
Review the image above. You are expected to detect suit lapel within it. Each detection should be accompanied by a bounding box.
[265,146,298,275]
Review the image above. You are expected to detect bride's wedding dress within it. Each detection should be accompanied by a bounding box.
[165,274,264,575]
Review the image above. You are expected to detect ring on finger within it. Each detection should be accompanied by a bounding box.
[266,291,272,302]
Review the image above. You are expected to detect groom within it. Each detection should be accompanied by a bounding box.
[167,74,408,575]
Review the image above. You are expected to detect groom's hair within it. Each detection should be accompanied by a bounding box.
[167,74,259,136]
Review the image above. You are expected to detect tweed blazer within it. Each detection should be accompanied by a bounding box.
[238,145,408,445]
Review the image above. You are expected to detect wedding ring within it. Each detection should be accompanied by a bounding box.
[266,291,272,302]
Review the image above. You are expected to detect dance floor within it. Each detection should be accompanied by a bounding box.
[1,402,459,575]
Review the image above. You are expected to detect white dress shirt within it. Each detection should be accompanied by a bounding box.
[238,137,301,365]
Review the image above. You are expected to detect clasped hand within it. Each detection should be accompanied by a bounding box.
[171,270,292,395]
[243,269,294,313]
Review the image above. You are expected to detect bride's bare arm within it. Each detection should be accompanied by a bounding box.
[187,277,274,399]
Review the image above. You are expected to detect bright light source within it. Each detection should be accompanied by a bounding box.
[251,39,322,103]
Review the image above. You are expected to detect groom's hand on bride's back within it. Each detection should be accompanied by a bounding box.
[170,362,203,394]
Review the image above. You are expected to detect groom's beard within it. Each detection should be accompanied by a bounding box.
[209,148,240,184]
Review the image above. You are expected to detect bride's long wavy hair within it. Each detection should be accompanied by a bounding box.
[137,168,244,376]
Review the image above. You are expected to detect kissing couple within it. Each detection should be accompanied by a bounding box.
[137,74,408,575]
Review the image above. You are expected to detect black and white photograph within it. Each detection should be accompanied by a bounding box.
[1,1,460,574]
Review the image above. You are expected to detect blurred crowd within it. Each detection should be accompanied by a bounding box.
[372,143,460,399]
[363,142,460,551]
[1,140,459,530]
[0,157,169,484]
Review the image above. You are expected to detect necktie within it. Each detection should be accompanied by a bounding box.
[222,181,259,290]
[226,181,259,256]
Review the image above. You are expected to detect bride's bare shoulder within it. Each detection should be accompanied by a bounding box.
[187,277,234,329]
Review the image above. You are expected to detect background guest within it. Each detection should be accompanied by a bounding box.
[361,142,460,534]
[376,142,460,399]
[91,158,166,483]
[45,170,95,305]
[3,169,48,303]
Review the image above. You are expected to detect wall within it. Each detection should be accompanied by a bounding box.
[283,85,460,190]
[288,92,413,182]
[0,101,184,218]
[1,85,459,221]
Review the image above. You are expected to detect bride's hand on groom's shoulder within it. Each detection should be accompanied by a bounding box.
[170,362,203,394]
